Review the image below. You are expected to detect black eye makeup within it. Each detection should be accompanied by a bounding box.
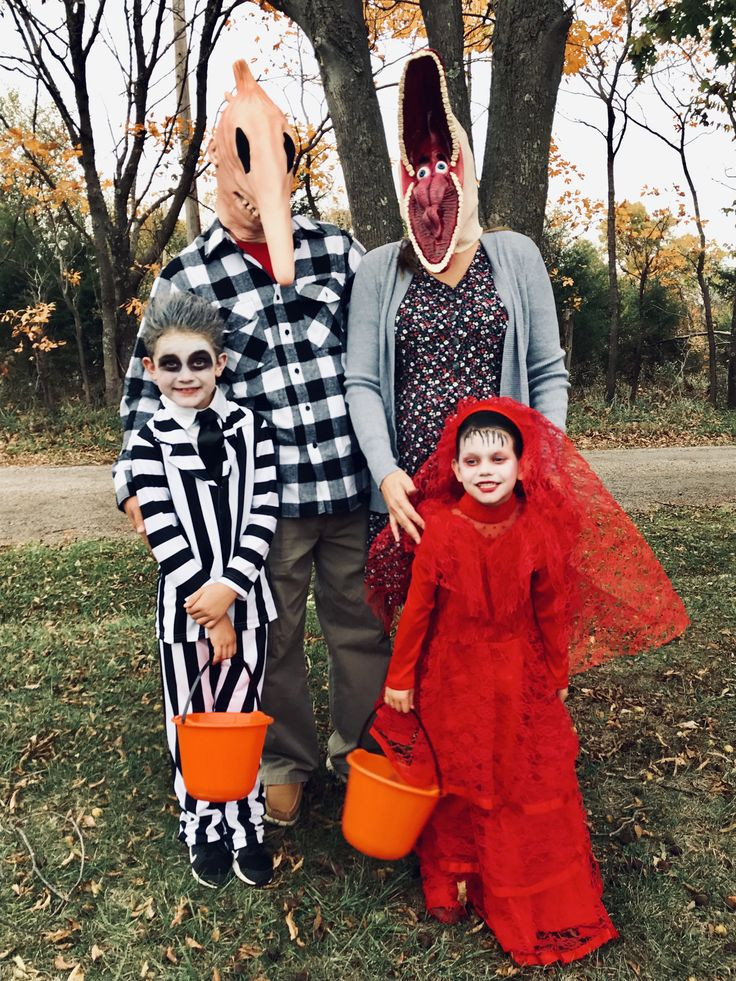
[156,350,214,372]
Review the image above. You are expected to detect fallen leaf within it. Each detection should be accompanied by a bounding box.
[44,929,73,943]
[285,909,299,942]
[131,897,155,920]
[725,895,736,911]
[312,906,325,939]
[90,945,104,961]
[211,926,220,942]
[184,936,203,950]
[236,943,263,959]
[170,897,190,927]
[212,970,221,981]
[54,955,76,970]
[68,967,85,981]
[164,947,177,965]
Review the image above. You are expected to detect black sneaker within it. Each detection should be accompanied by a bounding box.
[189,841,232,889]
[232,841,273,887]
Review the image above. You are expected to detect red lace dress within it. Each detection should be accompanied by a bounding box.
[377,492,618,965]
[367,397,688,966]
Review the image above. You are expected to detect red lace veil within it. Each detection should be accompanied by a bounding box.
[366,397,689,673]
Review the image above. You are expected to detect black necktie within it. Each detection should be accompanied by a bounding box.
[196,408,225,480]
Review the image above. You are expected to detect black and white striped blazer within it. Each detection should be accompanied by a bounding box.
[129,399,278,643]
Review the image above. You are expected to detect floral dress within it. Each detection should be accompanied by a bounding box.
[369,247,508,540]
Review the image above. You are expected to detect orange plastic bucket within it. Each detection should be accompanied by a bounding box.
[172,661,273,803]
[342,748,440,860]
[174,709,273,802]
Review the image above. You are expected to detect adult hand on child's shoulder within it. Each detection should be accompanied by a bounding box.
[379,469,425,545]
[384,686,414,713]
[185,582,237,629]
[557,687,569,703]
[208,617,237,664]
[123,495,150,550]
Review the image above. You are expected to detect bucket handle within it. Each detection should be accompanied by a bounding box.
[358,704,443,796]
[180,656,260,724]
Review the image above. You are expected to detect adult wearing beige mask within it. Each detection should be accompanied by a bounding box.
[345,50,569,546]
[115,60,390,833]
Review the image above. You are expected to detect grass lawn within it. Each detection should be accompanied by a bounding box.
[0,509,735,980]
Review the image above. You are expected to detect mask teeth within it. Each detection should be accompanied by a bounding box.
[242,196,260,219]
[398,50,460,176]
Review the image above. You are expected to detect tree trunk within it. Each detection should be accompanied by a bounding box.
[561,309,574,371]
[33,346,54,410]
[630,271,648,403]
[419,0,473,149]
[172,0,201,243]
[60,281,93,404]
[695,255,717,405]
[727,291,736,409]
[479,0,572,245]
[270,0,402,250]
[677,147,718,405]
[604,103,621,404]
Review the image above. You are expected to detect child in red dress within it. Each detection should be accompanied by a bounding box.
[368,398,688,967]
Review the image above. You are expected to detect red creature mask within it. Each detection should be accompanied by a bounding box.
[399,50,482,273]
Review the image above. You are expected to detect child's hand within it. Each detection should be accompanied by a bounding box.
[208,617,237,664]
[185,582,237,628]
[384,686,414,713]
[557,687,569,703]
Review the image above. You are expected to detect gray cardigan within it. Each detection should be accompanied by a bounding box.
[344,231,569,512]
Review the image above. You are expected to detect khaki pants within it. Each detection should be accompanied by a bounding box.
[260,506,391,784]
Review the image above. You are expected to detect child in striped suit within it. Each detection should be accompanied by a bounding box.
[128,292,279,889]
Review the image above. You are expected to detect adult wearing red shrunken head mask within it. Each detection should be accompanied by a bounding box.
[345,50,569,546]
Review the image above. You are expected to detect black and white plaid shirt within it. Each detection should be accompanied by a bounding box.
[114,215,370,517]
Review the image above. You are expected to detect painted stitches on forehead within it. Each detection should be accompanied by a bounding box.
[156,350,215,372]
[460,427,509,449]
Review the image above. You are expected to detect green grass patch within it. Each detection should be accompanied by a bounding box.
[0,513,735,979]
[568,384,736,448]
[0,403,120,465]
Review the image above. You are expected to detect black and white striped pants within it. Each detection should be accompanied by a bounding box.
[159,625,268,848]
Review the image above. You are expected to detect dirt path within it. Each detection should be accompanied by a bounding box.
[1,445,735,546]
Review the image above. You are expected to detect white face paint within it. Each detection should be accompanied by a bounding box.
[451,429,519,507]
[142,331,227,411]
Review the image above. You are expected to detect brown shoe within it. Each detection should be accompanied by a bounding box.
[264,783,304,827]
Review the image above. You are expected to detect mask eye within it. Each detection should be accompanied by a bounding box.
[417,164,430,179]
[284,133,296,173]
[436,160,449,173]
[236,127,250,174]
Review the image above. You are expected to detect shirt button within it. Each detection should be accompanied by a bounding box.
[294,367,300,375]
[312,442,317,449]
[305,405,311,412]
[284,328,290,336]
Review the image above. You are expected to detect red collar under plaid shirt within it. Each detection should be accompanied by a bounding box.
[114,215,370,518]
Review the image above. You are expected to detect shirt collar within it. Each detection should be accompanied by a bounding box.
[160,386,228,430]
[204,214,327,260]
[457,491,520,524]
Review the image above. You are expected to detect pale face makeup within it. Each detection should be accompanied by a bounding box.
[142,331,227,410]
[451,429,520,507]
